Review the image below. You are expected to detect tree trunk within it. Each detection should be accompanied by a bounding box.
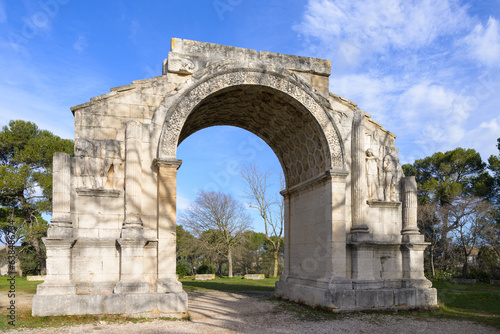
[462,248,469,279]
[430,244,435,277]
[273,249,278,277]
[462,261,468,279]
[228,248,233,278]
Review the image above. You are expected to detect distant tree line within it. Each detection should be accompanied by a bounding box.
[0,120,73,275]
[1,119,498,282]
[403,140,500,281]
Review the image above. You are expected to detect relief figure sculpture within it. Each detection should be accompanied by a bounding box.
[382,153,399,202]
[365,148,380,200]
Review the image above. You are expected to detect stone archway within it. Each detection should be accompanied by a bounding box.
[153,65,349,304]
[32,39,436,317]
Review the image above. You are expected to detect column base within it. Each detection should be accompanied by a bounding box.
[36,282,76,295]
[275,278,437,311]
[113,281,151,294]
[157,279,184,293]
[32,291,188,317]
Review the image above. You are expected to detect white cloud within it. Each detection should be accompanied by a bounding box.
[332,73,401,124]
[73,35,88,52]
[295,0,499,162]
[295,0,471,63]
[463,116,500,159]
[462,17,500,67]
[396,82,469,143]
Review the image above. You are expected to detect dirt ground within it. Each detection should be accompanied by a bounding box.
[2,291,499,334]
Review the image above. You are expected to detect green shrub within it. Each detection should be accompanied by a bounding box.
[467,267,491,283]
[197,264,216,274]
[18,245,40,276]
[176,264,187,278]
[177,258,193,276]
[428,269,453,281]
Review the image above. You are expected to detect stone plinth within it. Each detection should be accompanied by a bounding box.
[244,274,265,280]
[195,274,215,281]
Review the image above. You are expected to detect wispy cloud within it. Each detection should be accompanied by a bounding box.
[462,17,500,67]
[295,0,500,161]
[73,34,88,52]
[129,20,140,43]
[295,0,471,66]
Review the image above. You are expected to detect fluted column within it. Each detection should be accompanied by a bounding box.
[37,152,76,295]
[402,176,419,234]
[48,153,73,238]
[122,121,143,238]
[351,109,368,234]
[350,109,375,284]
[401,177,430,287]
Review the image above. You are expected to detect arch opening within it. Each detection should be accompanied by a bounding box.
[177,85,331,188]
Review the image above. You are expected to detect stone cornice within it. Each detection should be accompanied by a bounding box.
[76,188,122,197]
[366,200,401,208]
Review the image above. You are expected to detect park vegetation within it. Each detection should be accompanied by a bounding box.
[0,120,73,275]
[0,119,498,283]
[403,142,500,281]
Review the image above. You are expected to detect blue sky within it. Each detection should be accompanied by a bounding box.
[1,0,499,233]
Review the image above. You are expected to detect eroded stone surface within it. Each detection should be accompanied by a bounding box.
[33,38,436,317]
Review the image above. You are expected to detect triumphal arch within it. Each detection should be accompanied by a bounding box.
[32,39,436,316]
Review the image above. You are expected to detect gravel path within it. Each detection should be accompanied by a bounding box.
[3,291,499,334]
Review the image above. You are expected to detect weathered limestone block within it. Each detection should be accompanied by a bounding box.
[36,239,76,295]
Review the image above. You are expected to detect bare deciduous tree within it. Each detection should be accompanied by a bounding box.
[179,190,252,277]
[241,163,284,277]
[418,203,439,277]
[444,196,495,278]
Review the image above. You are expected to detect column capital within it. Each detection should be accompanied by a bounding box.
[154,158,182,170]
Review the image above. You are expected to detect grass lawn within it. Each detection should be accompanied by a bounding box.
[0,276,499,330]
[413,280,500,329]
[0,276,40,295]
[180,276,278,291]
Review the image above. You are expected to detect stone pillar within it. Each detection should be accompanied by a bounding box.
[122,121,144,238]
[401,176,430,287]
[48,153,73,238]
[37,152,76,295]
[350,110,375,285]
[114,121,150,294]
[351,109,368,234]
[155,159,183,293]
[280,190,291,279]
[402,176,419,235]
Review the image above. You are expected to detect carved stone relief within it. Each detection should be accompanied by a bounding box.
[157,66,345,186]
[75,138,124,190]
[365,148,380,200]
[382,152,400,202]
